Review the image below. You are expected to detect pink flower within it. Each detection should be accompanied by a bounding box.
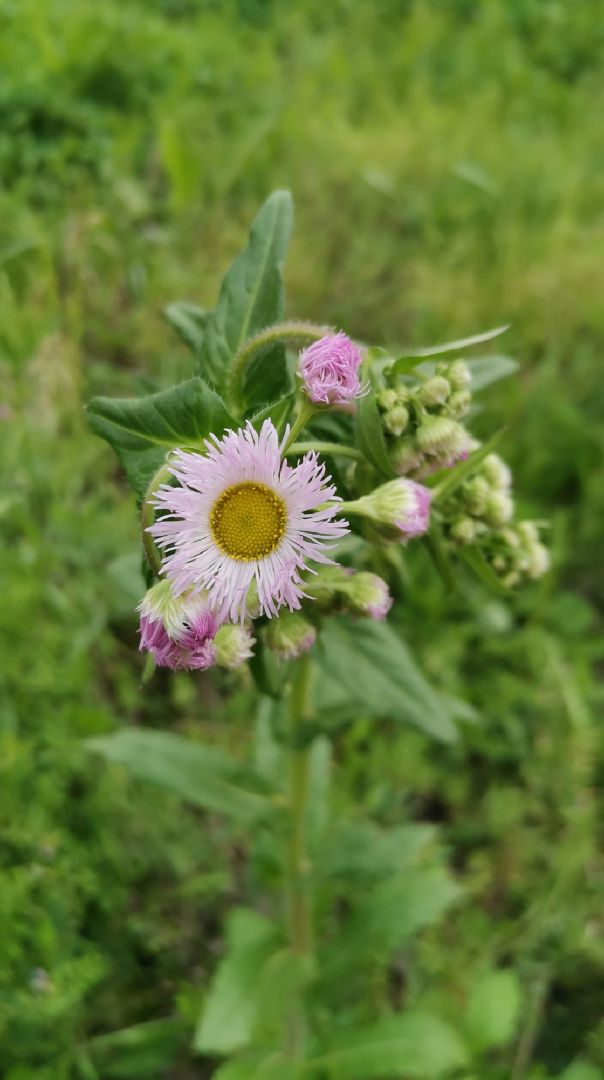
[139,581,219,671]
[150,420,349,623]
[341,478,432,541]
[298,332,364,406]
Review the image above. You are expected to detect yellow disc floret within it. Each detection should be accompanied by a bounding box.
[210,482,287,561]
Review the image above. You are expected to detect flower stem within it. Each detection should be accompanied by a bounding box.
[285,653,314,1057]
[282,398,316,453]
[286,440,364,462]
[141,462,173,576]
[226,321,330,417]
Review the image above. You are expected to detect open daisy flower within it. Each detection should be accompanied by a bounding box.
[149,419,349,623]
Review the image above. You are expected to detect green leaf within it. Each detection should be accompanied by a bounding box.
[432,429,505,504]
[253,948,313,1042]
[324,867,460,977]
[465,354,518,391]
[466,969,521,1051]
[197,191,293,390]
[459,546,506,596]
[88,730,272,823]
[314,618,457,743]
[195,909,277,1055]
[86,1018,186,1079]
[319,821,435,881]
[87,378,232,498]
[249,392,295,435]
[312,1012,468,1078]
[391,325,509,373]
[164,301,209,355]
[355,365,396,479]
[213,1055,300,1080]
[560,1063,604,1080]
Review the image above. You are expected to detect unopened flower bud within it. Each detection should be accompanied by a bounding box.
[526,542,550,579]
[265,610,316,660]
[450,516,479,544]
[448,360,472,388]
[138,580,218,671]
[463,475,490,515]
[482,453,512,490]
[446,389,472,419]
[298,332,364,405]
[214,623,255,669]
[391,436,424,476]
[342,478,431,540]
[516,520,539,546]
[346,572,392,619]
[378,388,398,411]
[416,416,472,460]
[417,375,450,406]
[383,403,409,437]
[484,490,514,526]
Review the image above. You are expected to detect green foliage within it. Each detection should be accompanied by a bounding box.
[89,730,273,822]
[312,1012,468,1078]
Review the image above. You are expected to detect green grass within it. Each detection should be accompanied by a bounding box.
[1,0,603,1076]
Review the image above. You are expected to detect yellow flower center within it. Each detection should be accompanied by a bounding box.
[210,481,287,561]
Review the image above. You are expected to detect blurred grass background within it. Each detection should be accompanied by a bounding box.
[1,0,603,1076]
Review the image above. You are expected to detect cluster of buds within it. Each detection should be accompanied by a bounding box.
[378,360,476,479]
[440,453,549,587]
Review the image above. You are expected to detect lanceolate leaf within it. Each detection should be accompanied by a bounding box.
[87,378,232,498]
[164,300,210,355]
[195,909,277,1055]
[355,365,396,479]
[323,867,460,978]
[197,191,293,391]
[88,730,272,823]
[390,325,509,374]
[314,618,457,743]
[311,1012,468,1078]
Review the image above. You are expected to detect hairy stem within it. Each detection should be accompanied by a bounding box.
[226,321,330,416]
[285,440,364,461]
[141,462,172,576]
[285,653,314,1057]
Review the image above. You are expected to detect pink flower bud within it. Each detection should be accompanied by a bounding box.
[298,332,363,406]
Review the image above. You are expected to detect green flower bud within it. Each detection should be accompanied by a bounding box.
[516,520,539,546]
[214,624,255,669]
[448,360,471,388]
[526,541,550,579]
[394,384,411,404]
[383,403,409,437]
[346,572,392,619]
[416,416,472,458]
[391,436,424,476]
[482,453,512,490]
[417,375,450,406]
[484,490,514,527]
[378,388,398,411]
[463,475,490,515]
[450,516,479,544]
[265,610,316,660]
[446,389,472,419]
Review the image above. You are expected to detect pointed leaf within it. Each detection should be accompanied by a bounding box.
[355,364,396,479]
[459,546,506,596]
[195,909,277,1055]
[87,378,232,498]
[391,325,509,373]
[319,822,435,881]
[164,301,209,355]
[466,969,521,1051]
[88,730,272,822]
[324,867,460,977]
[197,191,293,391]
[313,1012,468,1078]
[315,618,457,743]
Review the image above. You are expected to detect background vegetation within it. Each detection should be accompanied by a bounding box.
[1,0,603,1077]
